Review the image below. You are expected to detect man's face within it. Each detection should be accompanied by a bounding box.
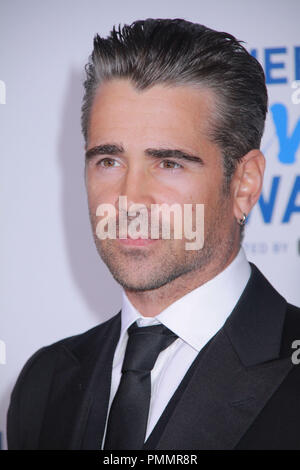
[85,79,238,291]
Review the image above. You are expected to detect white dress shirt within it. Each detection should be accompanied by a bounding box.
[101,246,251,448]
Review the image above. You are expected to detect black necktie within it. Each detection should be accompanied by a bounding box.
[103,321,178,450]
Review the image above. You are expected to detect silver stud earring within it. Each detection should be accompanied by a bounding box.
[238,213,247,226]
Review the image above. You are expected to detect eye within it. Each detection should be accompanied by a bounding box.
[159,160,183,169]
[96,158,121,168]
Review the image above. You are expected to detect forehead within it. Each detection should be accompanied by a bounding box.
[87,79,217,149]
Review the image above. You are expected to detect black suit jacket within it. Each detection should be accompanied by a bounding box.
[6,262,300,449]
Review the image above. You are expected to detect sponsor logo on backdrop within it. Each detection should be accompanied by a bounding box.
[245,46,300,256]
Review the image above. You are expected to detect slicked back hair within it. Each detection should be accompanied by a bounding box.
[81,18,268,196]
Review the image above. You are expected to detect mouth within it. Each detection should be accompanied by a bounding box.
[117,236,160,246]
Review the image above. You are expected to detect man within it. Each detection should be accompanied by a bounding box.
[7,18,300,450]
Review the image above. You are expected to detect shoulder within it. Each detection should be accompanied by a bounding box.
[15,311,121,385]
[7,312,121,448]
[8,312,121,408]
[249,262,300,333]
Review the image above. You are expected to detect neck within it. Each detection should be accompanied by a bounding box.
[124,244,241,317]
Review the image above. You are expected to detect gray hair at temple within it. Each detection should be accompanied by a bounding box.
[81,18,268,195]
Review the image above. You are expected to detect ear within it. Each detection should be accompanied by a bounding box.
[232,149,265,223]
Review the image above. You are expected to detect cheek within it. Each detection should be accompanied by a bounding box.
[156,172,208,204]
[184,180,210,205]
[206,188,233,232]
[86,169,113,205]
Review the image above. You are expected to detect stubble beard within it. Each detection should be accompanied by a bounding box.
[89,196,236,293]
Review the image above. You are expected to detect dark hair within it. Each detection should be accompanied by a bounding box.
[81,18,268,190]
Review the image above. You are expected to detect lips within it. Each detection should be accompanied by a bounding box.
[118,237,159,246]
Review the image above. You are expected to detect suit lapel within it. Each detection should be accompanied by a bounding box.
[38,312,121,449]
[155,328,292,449]
[155,263,292,450]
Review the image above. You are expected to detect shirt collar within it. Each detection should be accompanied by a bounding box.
[120,246,251,352]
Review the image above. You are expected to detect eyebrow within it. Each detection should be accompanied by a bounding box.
[145,148,203,165]
[85,144,124,160]
[85,144,203,165]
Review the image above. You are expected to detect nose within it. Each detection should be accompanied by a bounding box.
[114,164,156,213]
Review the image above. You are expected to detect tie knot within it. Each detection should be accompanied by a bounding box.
[122,322,178,373]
